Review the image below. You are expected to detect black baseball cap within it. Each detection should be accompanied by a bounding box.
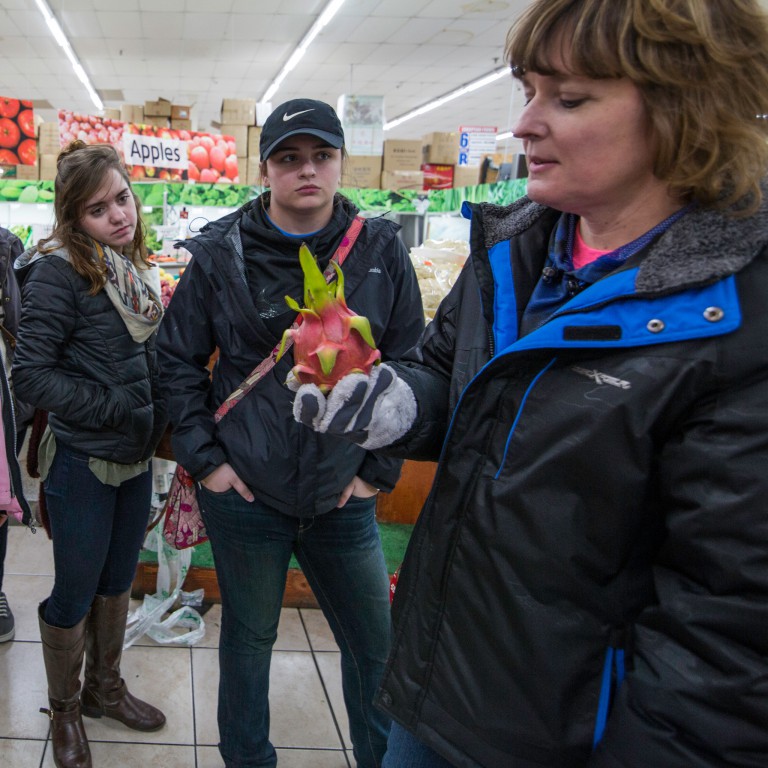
[260,98,345,161]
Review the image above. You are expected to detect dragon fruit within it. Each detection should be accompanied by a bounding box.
[277,243,381,393]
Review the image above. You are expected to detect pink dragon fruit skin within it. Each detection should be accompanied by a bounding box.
[277,243,381,393]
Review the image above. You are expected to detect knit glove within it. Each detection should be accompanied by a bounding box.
[290,364,417,450]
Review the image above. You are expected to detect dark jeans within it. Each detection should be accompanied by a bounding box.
[199,487,392,768]
[382,723,456,768]
[43,441,152,628]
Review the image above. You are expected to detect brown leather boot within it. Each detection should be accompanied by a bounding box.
[79,590,166,731]
[38,603,92,768]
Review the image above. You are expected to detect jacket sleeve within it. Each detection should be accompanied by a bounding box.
[156,257,228,480]
[589,344,768,766]
[12,259,132,431]
[141,333,169,462]
[356,231,426,491]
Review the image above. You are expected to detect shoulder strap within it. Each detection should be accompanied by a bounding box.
[214,215,366,422]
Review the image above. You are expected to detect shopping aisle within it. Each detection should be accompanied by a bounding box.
[0,523,353,767]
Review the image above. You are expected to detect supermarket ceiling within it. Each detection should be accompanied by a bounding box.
[0,0,533,153]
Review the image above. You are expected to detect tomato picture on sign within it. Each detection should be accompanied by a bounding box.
[58,109,241,183]
[0,97,37,165]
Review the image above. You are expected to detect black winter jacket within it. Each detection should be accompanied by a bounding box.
[375,195,768,768]
[0,227,32,526]
[12,246,166,464]
[157,195,425,516]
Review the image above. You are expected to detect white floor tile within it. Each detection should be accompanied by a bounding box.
[1,573,53,641]
[0,737,47,767]
[0,640,51,739]
[5,525,54,577]
[300,607,339,651]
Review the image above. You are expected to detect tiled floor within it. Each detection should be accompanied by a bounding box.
[0,523,354,767]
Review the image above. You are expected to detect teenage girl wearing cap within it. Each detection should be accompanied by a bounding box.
[157,98,425,768]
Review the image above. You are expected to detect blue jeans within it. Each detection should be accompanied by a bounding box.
[382,723,456,768]
[199,487,392,768]
[43,441,152,627]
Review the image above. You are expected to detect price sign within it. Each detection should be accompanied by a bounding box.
[458,125,497,166]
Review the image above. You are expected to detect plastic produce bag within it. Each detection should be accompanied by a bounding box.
[409,239,469,322]
[124,524,206,648]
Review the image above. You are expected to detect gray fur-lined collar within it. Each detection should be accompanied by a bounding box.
[475,185,768,294]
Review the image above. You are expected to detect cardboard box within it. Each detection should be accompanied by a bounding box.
[40,154,58,180]
[101,108,121,121]
[38,123,61,155]
[380,170,424,191]
[221,98,256,125]
[143,115,170,129]
[120,104,144,124]
[171,119,192,131]
[422,132,459,165]
[220,124,248,157]
[421,163,453,191]
[382,139,422,171]
[15,163,39,180]
[144,98,172,117]
[246,157,261,185]
[237,158,247,184]
[247,126,262,157]
[171,104,191,120]
[452,165,480,188]
[342,155,382,189]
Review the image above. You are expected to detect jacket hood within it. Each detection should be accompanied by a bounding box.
[471,180,768,295]
[14,242,71,285]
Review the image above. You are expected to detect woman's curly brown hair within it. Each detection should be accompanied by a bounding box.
[506,0,768,215]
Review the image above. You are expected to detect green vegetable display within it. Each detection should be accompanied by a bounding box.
[0,178,529,256]
[0,179,56,204]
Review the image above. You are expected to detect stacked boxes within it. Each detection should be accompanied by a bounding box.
[37,122,61,180]
[246,126,262,185]
[342,155,382,189]
[221,98,256,126]
[120,104,144,123]
[15,163,39,180]
[40,154,58,180]
[38,123,61,155]
[171,104,192,131]
[381,139,423,190]
[218,99,257,163]
[422,132,459,165]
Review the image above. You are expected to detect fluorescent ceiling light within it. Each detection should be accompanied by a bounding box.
[496,131,514,141]
[383,68,509,131]
[33,0,103,112]
[261,0,347,104]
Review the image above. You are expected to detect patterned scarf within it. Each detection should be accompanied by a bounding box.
[94,240,163,343]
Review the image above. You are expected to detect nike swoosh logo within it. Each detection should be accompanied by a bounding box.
[283,109,314,121]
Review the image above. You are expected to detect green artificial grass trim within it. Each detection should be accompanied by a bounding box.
[140,521,413,575]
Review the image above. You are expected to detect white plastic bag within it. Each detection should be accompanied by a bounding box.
[409,239,469,322]
[124,524,206,648]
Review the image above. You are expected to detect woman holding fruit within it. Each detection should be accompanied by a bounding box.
[13,141,167,768]
[157,98,424,768]
[292,1,768,767]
